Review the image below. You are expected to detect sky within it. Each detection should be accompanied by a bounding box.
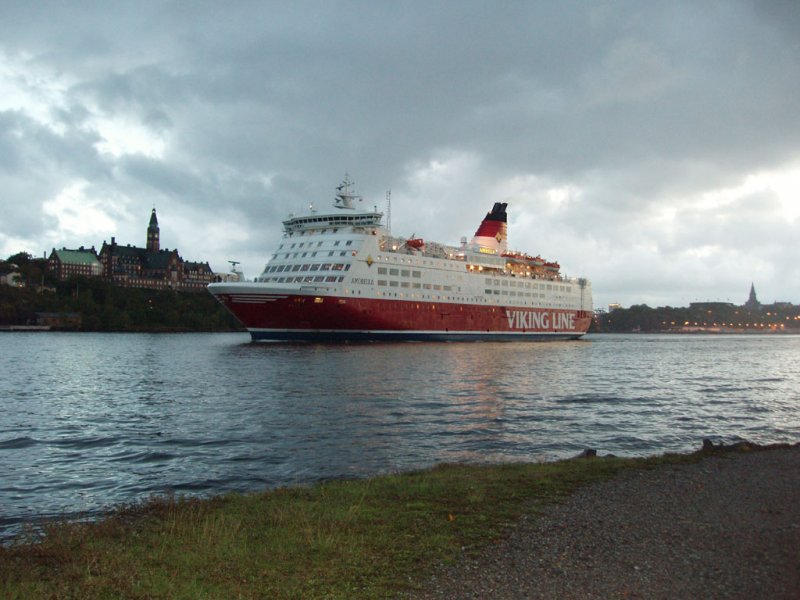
[1,1,799,309]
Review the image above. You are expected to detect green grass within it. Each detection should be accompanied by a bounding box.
[1,452,703,599]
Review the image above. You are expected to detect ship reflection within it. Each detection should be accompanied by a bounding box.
[238,340,590,470]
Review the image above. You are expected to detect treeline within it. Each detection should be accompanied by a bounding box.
[597,303,800,333]
[0,278,242,332]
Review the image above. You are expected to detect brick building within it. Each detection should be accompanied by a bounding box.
[98,209,214,291]
[47,247,104,280]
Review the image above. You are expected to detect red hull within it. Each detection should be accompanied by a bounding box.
[214,292,592,341]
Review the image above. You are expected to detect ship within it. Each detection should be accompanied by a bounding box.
[208,177,593,341]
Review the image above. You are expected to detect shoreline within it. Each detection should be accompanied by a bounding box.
[413,441,800,599]
[2,440,798,598]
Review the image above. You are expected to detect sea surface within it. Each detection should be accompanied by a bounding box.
[1,332,799,538]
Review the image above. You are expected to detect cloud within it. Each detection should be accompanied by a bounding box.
[0,1,799,309]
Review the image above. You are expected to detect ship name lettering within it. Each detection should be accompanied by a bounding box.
[506,310,574,330]
[350,278,374,285]
[506,310,549,329]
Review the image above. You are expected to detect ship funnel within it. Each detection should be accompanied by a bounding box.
[470,202,508,254]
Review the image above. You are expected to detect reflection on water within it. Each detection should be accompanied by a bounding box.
[1,332,799,536]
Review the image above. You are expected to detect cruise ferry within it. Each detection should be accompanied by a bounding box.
[208,177,593,341]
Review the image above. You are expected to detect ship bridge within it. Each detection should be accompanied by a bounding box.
[283,211,383,234]
[283,176,384,233]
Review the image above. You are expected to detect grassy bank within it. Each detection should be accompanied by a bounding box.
[1,451,708,599]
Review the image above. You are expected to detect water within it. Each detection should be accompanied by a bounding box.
[1,332,799,538]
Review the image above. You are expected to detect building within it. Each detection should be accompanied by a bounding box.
[35,312,82,329]
[0,271,23,287]
[47,247,103,280]
[744,283,761,311]
[98,209,214,291]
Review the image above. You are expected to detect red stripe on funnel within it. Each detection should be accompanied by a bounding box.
[474,220,504,238]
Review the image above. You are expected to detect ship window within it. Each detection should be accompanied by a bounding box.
[304,276,314,282]
[486,278,492,284]
[300,264,311,271]
[433,285,441,290]
[291,265,302,272]
[337,276,344,282]
[401,270,410,277]
[485,289,492,294]
[310,264,320,271]
[334,241,340,246]
[332,228,338,233]
[501,280,508,286]
[332,263,344,271]
[389,281,399,287]
[317,241,323,247]
[321,263,331,270]
[346,240,353,246]
[328,251,334,257]
[340,251,347,256]
[547,284,553,290]
[377,267,387,275]
[389,268,399,276]
[444,286,452,291]
[401,282,409,288]
[298,243,304,248]
[344,264,351,271]
[311,252,317,257]
[423,283,431,289]
[501,290,508,295]
[276,265,286,272]
[412,271,421,278]
[325,276,337,282]
[493,290,500,295]
[301,253,308,257]
[314,276,325,282]
[412,283,421,289]
[510,291,517,297]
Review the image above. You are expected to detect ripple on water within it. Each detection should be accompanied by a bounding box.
[0,332,799,541]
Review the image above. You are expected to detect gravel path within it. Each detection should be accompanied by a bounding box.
[410,444,800,600]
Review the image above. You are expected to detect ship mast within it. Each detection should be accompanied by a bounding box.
[334,174,361,210]
[386,189,392,233]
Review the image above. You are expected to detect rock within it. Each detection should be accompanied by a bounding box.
[575,448,597,459]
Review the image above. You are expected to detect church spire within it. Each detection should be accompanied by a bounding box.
[744,282,760,310]
[147,208,160,252]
